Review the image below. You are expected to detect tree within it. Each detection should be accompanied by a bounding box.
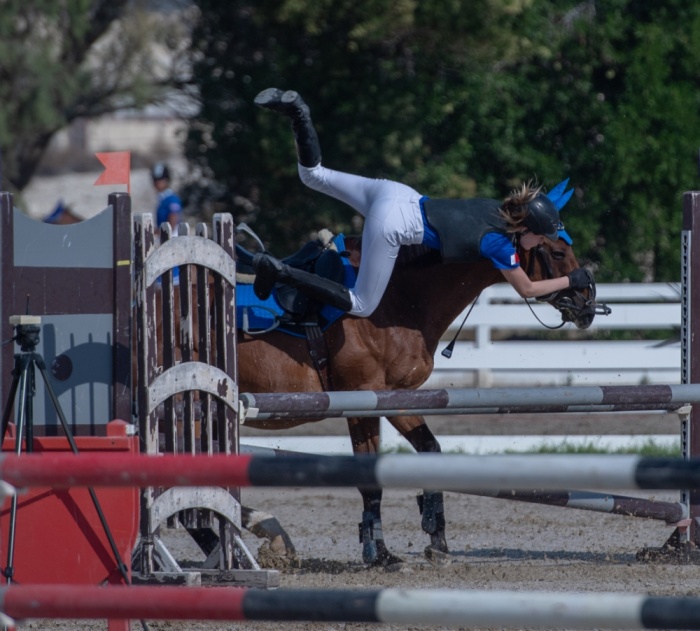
[0,0,194,195]
[185,0,700,282]
[184,0,531,248]
[479,0,700,281]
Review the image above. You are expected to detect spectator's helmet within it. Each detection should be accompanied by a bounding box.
[522,194,561,242]
[151,162,170,182]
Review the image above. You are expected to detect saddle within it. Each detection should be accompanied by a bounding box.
[235,226,354,391]
[235,226,354,336]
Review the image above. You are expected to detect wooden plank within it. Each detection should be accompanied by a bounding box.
[196,223,214,456]
[160,223,178,455]
[144,235,236,287]
[109,192,133,424]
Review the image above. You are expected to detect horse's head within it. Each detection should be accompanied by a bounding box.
[520,239,608,329]
[519,179,610,330]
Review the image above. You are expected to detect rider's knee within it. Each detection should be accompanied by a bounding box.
[349,294,379,318]
[298,163,325,189]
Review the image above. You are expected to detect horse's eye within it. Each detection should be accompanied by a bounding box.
[551,250,566,261]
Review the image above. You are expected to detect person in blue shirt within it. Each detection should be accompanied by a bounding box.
[152,162,183,235]
[251,88,592,317]
[152,162,183,284]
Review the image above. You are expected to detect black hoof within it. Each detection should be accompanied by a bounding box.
[424,545,452,567]
[372,548,405,571]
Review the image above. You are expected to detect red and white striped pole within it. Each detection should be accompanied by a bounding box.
[1,452,700,491]
[1,585,700,628]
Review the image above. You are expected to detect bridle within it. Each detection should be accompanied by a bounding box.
[525,244,611,326]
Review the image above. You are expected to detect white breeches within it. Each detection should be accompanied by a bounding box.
[299,164,424,317]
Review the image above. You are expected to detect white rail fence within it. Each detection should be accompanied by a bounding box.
[427,282,680,388]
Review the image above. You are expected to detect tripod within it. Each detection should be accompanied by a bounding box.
[0,315,132,590]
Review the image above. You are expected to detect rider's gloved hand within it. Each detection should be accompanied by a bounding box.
[568,267,593,290]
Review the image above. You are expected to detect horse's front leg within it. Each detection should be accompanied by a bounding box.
[347,416,404,569]
[388,414,451,566]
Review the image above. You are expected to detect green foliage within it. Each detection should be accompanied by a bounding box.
[501,1,700,281]
[384,437,679,456]
[185,0,700,281]
[185,0,536,248]
[513,439,680,457]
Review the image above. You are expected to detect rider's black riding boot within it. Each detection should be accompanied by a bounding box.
[254,88,322,168]
[252,253,352,312]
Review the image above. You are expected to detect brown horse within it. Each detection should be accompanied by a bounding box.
[236,234,603,567]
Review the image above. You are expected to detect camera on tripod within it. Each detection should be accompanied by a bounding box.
[9,315,41,353]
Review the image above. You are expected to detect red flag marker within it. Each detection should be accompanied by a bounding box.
[94,151,131,193]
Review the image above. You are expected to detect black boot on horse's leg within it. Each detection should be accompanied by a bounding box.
[252,253,353,311]
[358,490,404,569]
[254,88,322,168]
[417,491,450,566]
[358,510,378,564]
[402,420,451,566]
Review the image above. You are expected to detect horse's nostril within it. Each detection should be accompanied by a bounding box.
[579,316,594,330]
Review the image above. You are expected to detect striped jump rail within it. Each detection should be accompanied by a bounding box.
[0,452,700,491]
[239,383,698,420]
[0,585,699,628]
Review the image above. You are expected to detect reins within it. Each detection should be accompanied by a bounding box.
[524,298,567,330]
[441,292,482,358]
[440,289,567,359]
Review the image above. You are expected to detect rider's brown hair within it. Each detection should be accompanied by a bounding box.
[499,181,542,234]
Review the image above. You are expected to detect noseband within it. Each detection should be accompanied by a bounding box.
[527,245,611,325]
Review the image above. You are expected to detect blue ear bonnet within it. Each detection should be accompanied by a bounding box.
[546,178,574,245]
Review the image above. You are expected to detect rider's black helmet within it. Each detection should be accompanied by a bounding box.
[522,194,561,242]
[151,162,170,182]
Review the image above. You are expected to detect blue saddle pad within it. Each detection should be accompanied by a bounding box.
[236,234,356,337]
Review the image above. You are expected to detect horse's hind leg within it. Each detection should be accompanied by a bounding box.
[389,415,451,566]
[347,416,404,569]
[242,505,300,569]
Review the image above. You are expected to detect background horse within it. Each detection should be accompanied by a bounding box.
[237,235,600,568]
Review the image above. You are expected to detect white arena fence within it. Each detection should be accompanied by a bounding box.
[428,282,680,389]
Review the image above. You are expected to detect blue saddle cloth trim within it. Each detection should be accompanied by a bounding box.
[236,234,356,337]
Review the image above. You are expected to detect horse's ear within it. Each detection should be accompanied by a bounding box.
[546,179,574,211]
[547,178,569,201]
[546,179,574,245]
